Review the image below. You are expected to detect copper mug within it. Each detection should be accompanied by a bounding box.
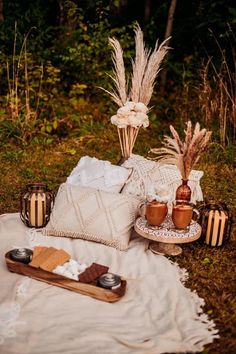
[172,200,199,230]
[140,201,168,226]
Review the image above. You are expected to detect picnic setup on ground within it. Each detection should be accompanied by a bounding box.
[0,24,233,354]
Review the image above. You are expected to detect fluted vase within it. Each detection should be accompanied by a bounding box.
[175,179,191,202]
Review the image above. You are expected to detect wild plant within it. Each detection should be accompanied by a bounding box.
[198,28,236,147]
[4,24,60,143]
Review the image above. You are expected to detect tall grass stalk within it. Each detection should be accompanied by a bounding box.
[199,30,236,147]
[6,24,42,141]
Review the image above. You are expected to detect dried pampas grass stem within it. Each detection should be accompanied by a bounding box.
[151,121,212,179]
[117,126,140,159]
[130,23,150,102]
[139,37,170,106]
[99,37,127,107]
[101,22,170,110]
[117,128,124,157]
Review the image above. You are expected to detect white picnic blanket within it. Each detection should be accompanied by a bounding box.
[0,213,218,354]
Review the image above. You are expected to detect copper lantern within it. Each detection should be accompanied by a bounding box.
[20,183,54,228]
[198,202,233,247]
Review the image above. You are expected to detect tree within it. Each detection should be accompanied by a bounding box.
[144,0,151,25]
[0,0,4,22]
[160,0,177,92]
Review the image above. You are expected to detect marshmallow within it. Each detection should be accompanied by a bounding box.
[52,259,88,281]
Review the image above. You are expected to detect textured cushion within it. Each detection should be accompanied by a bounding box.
[43,183,141,250]
[66,156,131,193]
[121,154,204,203]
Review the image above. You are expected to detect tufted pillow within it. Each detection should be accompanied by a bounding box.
[66,156,131,193]
[121,154,204,203]
[42,183,141,250]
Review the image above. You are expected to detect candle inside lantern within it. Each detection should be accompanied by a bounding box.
[20,183,54,228]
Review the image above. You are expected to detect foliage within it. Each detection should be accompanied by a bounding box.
[198,29,236,146]
[0,0,234,150]
[0,25,61,143]
[52,10,134,94]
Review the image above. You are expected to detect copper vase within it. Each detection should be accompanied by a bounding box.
[175,179,191,202]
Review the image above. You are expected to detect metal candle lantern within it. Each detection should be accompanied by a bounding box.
[20,183,54,228]
[198,202,233,247]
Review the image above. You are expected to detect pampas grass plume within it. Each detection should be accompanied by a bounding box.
[151,121,212,179]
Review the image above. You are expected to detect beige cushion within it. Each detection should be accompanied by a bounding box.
[43,184,141,250]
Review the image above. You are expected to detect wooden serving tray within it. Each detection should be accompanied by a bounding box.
[5,252,126,303]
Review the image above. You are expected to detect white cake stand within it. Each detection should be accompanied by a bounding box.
[134,215,202,256]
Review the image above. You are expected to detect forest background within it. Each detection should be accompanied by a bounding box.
[0,0,236,148]
[0,1,235,353]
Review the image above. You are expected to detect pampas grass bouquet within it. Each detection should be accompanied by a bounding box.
[100,23,170,160]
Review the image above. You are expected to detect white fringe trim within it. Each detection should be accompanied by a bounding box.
[170,261,219,351]
[170,260,189,284]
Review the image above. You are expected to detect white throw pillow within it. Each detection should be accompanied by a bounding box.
[43,183,141,250]
[121,154,204,203]
[66,156,131,193]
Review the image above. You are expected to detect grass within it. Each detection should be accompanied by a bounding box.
[0,113,235,354]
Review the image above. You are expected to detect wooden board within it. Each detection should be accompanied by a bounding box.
[5,252,126,303]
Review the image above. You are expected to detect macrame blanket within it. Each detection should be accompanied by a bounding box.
[0,213,218,354]
[121,154,204,203]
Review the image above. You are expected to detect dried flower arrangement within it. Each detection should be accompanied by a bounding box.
[150,121,212,180]
[101,23,170,159]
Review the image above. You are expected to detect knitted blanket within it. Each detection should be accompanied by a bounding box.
[0,213,218,354]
